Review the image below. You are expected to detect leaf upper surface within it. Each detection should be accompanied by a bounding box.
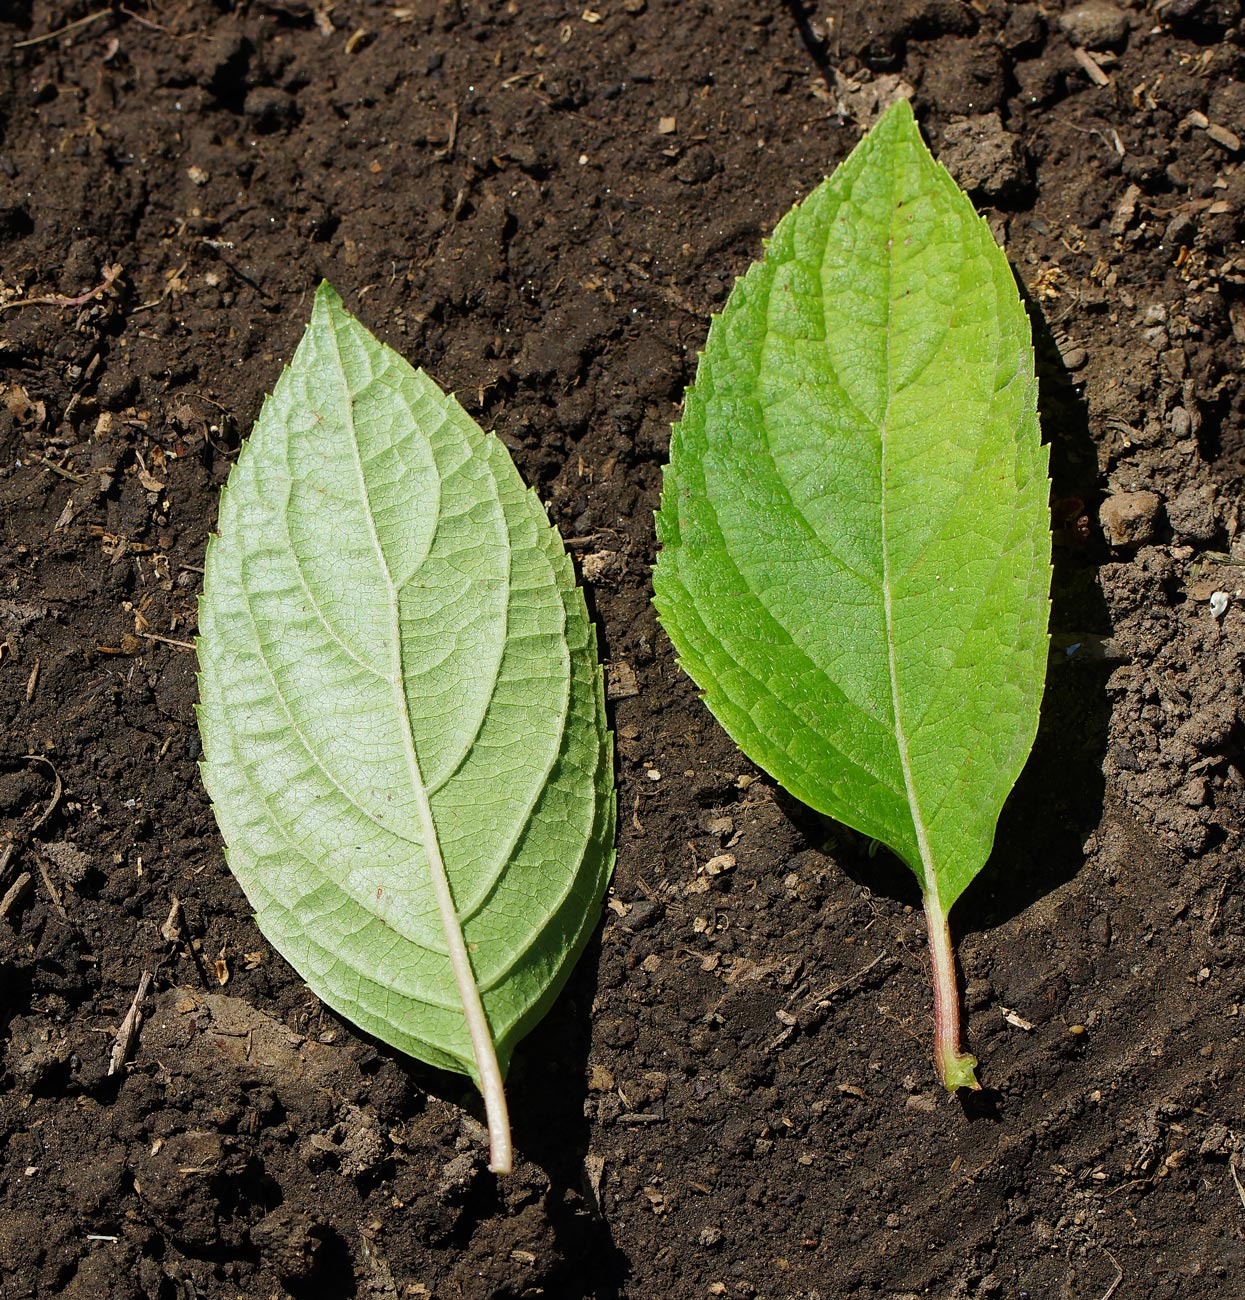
[198,284,615,1080]
[654,101,1050,910]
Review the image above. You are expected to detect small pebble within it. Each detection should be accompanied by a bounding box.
[1099,491,1162,547]
[622,899,663,932]
[1060,346,1087,371]
[1059,1,1129,50]
[1206,124,1242,153]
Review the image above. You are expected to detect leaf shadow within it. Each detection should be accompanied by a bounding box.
[955,285,1113,932]
[383,925,626,1298]
[505,926,629,1297]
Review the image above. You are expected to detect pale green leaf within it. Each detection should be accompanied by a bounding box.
[653,101,1050,1089]
[197,283,615,1168]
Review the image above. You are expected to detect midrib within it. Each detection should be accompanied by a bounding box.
[325,318,502,1077]
[876,177,939,905]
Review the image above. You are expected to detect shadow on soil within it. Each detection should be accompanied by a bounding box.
[391,926,626,1299]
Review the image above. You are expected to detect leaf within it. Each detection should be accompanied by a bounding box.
[197,283,615,1170]
[653,100,1050,1090]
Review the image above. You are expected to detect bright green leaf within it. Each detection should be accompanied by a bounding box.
[197,283,615,1170]
[654,100,1050,1090]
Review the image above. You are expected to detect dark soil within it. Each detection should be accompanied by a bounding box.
[2,1,1244,1296]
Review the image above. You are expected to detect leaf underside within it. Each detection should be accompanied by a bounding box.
[198,284,615,1083]
[654,100,1050,913]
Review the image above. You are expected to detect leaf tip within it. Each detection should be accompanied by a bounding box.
[878,95,915,126]
[313,279,343,310]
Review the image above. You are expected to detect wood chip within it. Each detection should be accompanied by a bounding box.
[0,872,33,919]
[24,657,39,703]
[1071,46,1111,87]
[1206,124,1241,152]
[606,660,639,699]
[160,896,183,943]
[54,497,79,530]
[1108,183,1141,237]
[107,970,152,1075]
[1002,1006,1036,1031]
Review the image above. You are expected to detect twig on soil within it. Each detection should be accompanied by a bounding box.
[64,351,103,423]
[0,264,123,314]
[0,758,65,912]
[118,4,180,36]
[29,454,88,483]
[1230,1159,1245,1213]
[25,657,40,704]
[140,631,197,651]
[1098,1250,1123,1300]
[107,970,153,1075]
[767,951,893,1050]
[796,950,891,1011]
[15,756,68,917]
[12,9,111,48]
[434,106,460,159]
[25,756,63,836]
[33,853,68,918]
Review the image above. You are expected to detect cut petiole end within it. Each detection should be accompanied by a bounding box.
[464,1024,512,1173]
[936,1044,981,1093]
[482,1079,514,1175]
[923,890,982,1093]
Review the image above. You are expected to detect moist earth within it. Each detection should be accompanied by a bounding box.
[1,1,1244,1297]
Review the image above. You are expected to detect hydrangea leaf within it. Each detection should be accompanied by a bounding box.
[654,101,1050,1090]
[197,283,615,1170]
